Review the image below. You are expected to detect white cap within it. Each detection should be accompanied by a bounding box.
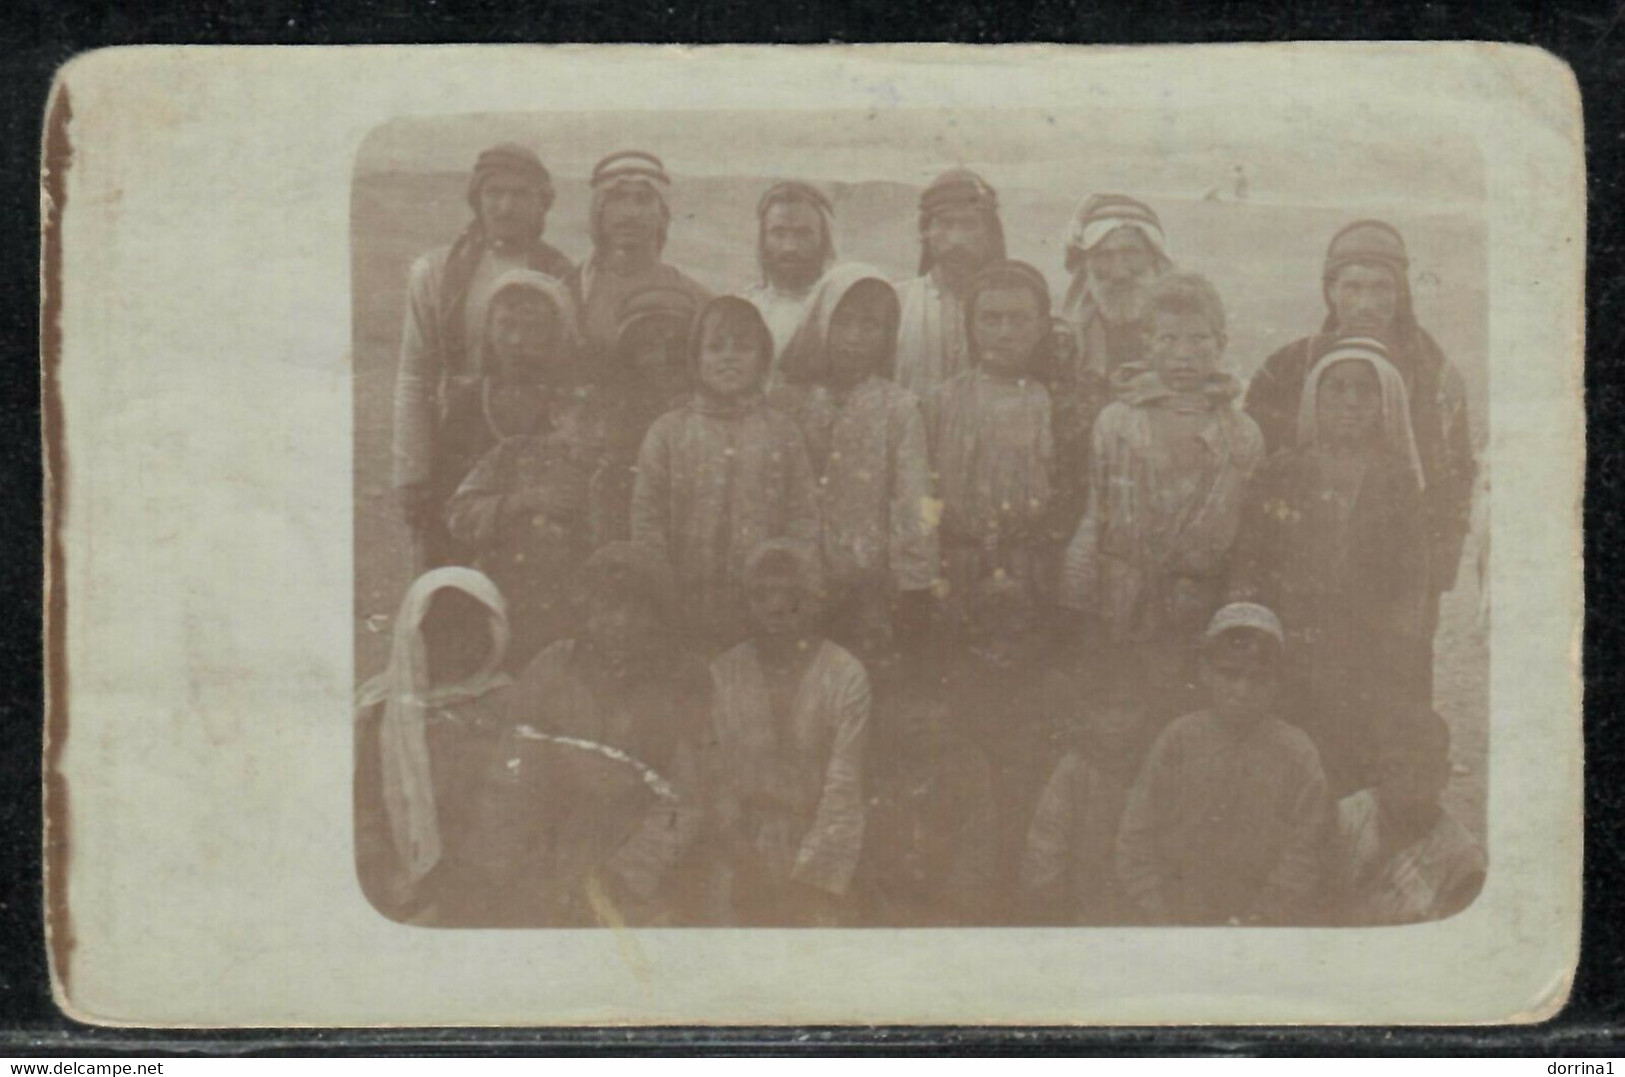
[1203,602,1285,649]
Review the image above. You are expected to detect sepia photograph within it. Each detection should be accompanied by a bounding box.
[351,106,1489,930]
[47,44,1581,1026]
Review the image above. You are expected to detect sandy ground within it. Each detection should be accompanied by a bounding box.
[351,169,1489,845]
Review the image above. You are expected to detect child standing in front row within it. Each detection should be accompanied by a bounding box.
[1060,272,1263,724]
[630,296,821,651]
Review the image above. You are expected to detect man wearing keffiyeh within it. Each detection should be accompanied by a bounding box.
[565,149,712,363]
[392,143,574,571]
[743,180,839,388]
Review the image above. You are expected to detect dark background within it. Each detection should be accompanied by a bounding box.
[8,0,1624,1055]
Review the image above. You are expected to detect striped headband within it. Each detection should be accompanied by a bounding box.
[1067,196,1168,257]
[592,149,671,188]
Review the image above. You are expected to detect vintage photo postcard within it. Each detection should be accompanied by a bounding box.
[44,43,1583,1026]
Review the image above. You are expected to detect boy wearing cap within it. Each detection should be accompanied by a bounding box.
[393,143,575,570]
[1061,272,1262,721]
[1325,707,1485,926]
[1116,603,1330,926]
[566,150,712,360]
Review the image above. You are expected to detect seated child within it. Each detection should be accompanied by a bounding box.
[706,540,870,927]
[855,674,998,927]
[353,568,515,925]
[1020,645,1152,925]
[1326,707,1485,926]
[631,296,821,650]
[1061,272,1263,724]
[447,384,625,671]
[1229,335,1430,795]
[925,260,1056,635]
[473,542,710,928]
[1115,602,1330,926]
[416,269,580,567]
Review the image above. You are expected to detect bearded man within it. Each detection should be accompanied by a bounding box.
[566,149,711,362]
[743,180,838,389]
[1050,195,1174,562]
[891,169,1008,399]
[393,142,575,570]
[1244,220,1476,700]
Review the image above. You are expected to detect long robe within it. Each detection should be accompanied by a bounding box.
[707,639,871,917]
[894,274,972,400]
[743,279,820,389]
[1328,789,1486,925]
[1116,709,1329,925]
[926,369,1055,613]
[630,395,821,648]
[1229,445,1429,793]
[1060,374,1262,712]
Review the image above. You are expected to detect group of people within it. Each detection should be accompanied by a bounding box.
[355,142,1485,930]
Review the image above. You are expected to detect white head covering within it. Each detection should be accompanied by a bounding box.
[356,567,511,886]
[1297,336,1426,492]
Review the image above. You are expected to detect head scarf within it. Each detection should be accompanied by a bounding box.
[685,295,775,406]
[465,142,555,214]
[1298,336,1427,491]
[355,568,511,887]
[916,168,1007,276]
[483,268,583,363]
[588,149,673,255]
[756,180,839,287]
[1320,219,1416,333]
[777,263,899,385]
[1061,193,1169,277]
[962,259,1056,378]
[580,541,680,630]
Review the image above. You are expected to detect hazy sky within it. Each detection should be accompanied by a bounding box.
[356,107,1485,210]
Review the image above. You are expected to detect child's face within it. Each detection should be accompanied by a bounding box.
[747,575,813,641]
[1315,359,1383,448]
[1087,692,1147,754]
[550,402,617,466]
[827,284,892,389]
[696,311,766,399]
[1147,308,1223,394]
[1201,638,1279,724]
[971,286,1044,377]
[420,589,493,686]
[586,592,662,666]
[489,294,559,380]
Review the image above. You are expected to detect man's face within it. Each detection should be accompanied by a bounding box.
[1085,226,1159,325]
[748,575,811,640]
[1329,264,1401,336]
[925,207,996,273]
[1315,359,1383,448]
[488,293,559,381]
[586,593,662,667]
[971,286,1044,377]
[599,181,664,250]
[477,172,545,247]
[762,201,825,291]
[1147,309,1223,394]
[827,284,892,389]
[695,312,766,399]
[1201,639,1279,725]
[622,317,689,401]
